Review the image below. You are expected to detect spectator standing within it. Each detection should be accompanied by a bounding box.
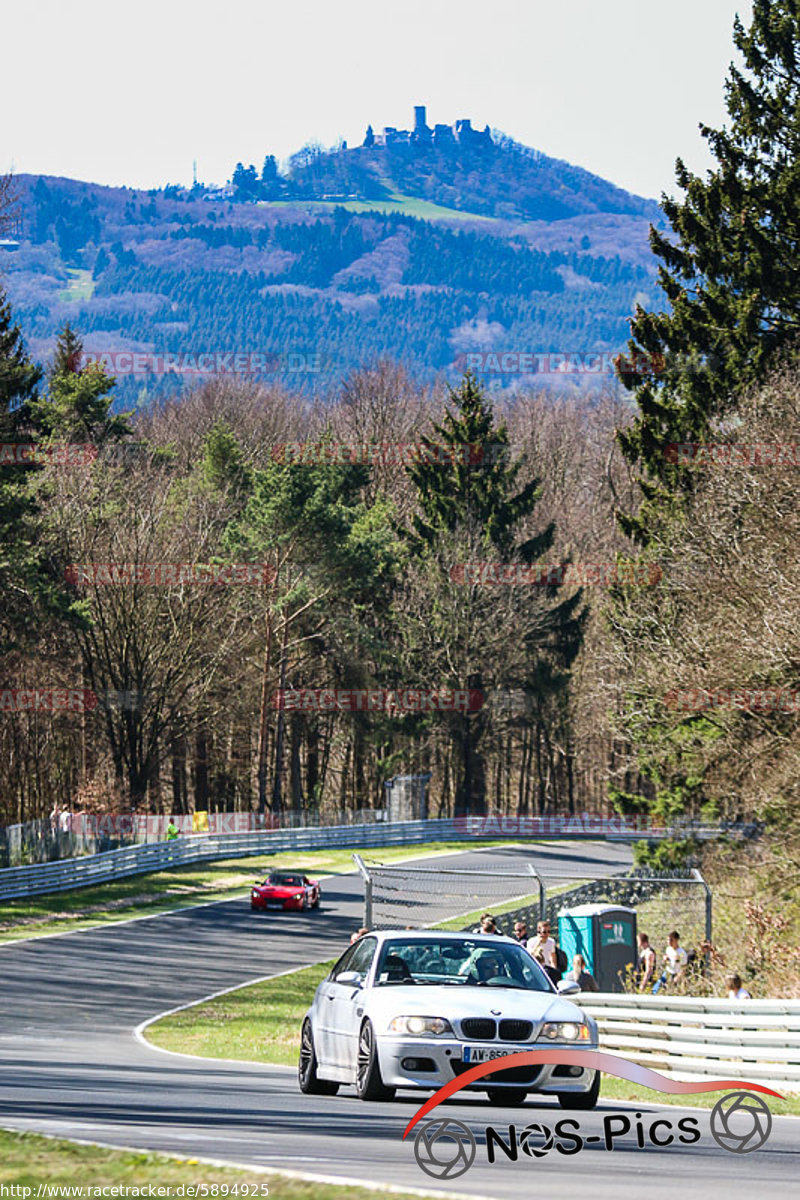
[638,932,657,991]
[727,974,752,999]
[166,818,179,841]
[652,931,688,993]
[350,927,369,944]
[566,954,599,992]
[512,921,529,945]
[528,919,561,985]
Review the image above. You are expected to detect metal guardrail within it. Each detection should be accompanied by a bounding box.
[0,819,454,901]
[0,815,742,903]
[583,993,800,1092]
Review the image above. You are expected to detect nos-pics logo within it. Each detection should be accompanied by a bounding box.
[413,1093,773,1180]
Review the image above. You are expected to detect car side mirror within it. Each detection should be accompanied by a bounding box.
[336,971,363,989]
[557,979,581,995]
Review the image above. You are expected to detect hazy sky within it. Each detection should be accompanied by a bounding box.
[3,0,752,199]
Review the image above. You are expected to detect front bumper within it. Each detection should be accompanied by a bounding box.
[376,1036,598,1092]
[251,895,303,910]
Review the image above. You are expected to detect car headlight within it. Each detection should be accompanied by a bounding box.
[539,1021,591,1041]
[294,893,303,899]
[388,1015,454,1036]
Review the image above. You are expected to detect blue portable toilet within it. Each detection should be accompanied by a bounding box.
[557,903,637,992]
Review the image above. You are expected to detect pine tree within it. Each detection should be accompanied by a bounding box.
[49,322,83,379]
[402,373,585,815]
[0,289,76,651]
[406,371,554,562]
[29,324,132,447]
[617,0,800,542]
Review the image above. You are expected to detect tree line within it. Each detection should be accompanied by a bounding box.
[0,3,796,892]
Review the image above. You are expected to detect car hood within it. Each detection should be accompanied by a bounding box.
[364,983,589,1027]
[256,884,303,894]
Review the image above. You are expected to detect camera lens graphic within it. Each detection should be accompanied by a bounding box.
[710,1092,773,1153]
[413,1118,477,1179]
[520,1121,555,1157]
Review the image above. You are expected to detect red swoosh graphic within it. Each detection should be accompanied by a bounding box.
[402,1049,784,1140]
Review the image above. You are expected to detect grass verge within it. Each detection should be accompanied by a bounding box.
[146,960,332,1065]
[0,840,513,943]
[145,961,800,1114]
[0,1127,427,1198]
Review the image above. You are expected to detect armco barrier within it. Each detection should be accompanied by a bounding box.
[583,993,800,1092]
[0,815,735,903]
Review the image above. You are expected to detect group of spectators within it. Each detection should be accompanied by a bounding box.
[350,917,752,1000]
[350,914,598,989]
[477,913,600,992]
[637,930,752,998]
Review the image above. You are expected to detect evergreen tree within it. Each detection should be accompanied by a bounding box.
[30,325,132,447]
[0,290,77,651]
[49,322,83,379]
[402,373,585,815]
[617,0,800,543]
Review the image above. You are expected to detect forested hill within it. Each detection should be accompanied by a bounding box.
[1,132,665,402]
[240,126,661,224]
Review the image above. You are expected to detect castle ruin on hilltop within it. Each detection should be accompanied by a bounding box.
[363,105,493,150]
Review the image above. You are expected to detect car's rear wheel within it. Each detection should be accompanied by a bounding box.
[355,1020,395,1101]
[486,1088,528,1106]
[557,1070,600,1110]
[298,1019,339,1095]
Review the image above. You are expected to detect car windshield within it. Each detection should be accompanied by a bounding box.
[374,938,554,991]
[267,873,304,886]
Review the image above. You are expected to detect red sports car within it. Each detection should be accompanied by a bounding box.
[251,870,321,912]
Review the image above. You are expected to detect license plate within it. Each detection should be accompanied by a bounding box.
[266,902,284,909]
[462,1046,515,1064]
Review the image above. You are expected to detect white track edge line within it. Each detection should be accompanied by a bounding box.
[0,1124,499,1200]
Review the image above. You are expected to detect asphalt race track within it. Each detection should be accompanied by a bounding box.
[0,843,797,1198]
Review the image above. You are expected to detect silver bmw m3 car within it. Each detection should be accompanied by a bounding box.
[298,929,600,1106]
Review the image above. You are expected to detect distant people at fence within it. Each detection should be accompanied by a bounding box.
[566,953,599,992]
[350,926,369,944]
[727,974,751,999]
[652,930,688,993]
[166,818,179,841]
[513,920,529,945]
[637,932,657,991]
[58,808,72,835]
[479,914,502,936]
[49,804,60,834]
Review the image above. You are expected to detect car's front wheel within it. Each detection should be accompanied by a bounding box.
[355,1020,395,1101]
[298,1019,339,1095]
[557,1070,600,1110]
[486,1088,528,1106]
